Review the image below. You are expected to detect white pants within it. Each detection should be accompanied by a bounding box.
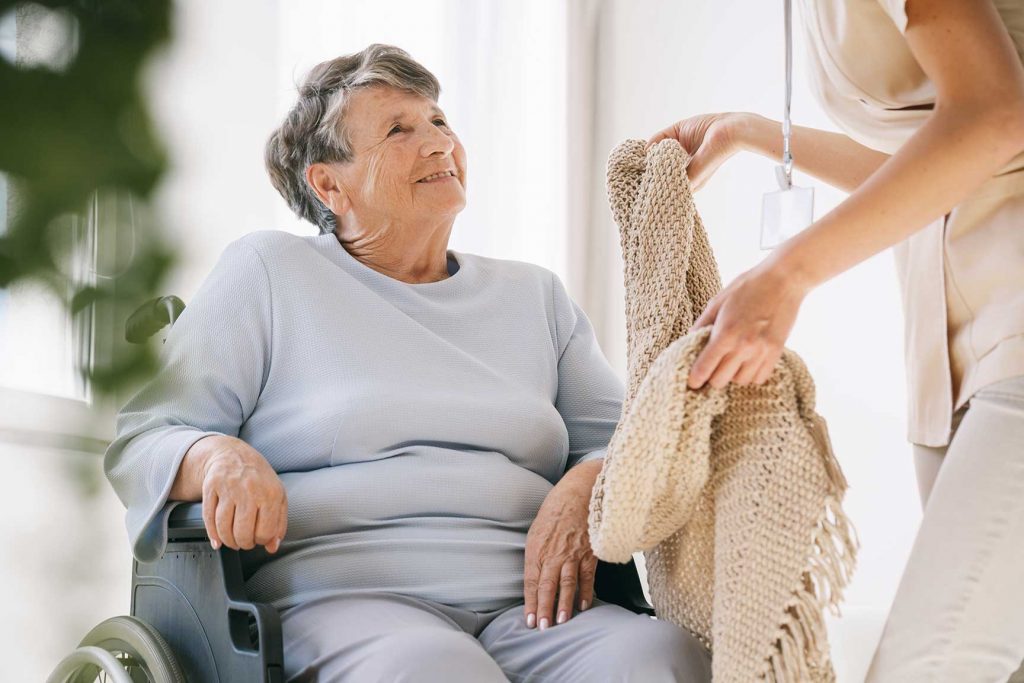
[865,375,1024,682]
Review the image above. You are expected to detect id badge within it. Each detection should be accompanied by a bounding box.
[760,166,814,250]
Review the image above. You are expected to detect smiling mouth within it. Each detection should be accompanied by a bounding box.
[416,170,456,183]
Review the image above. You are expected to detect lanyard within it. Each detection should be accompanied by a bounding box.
[760,0,815,250]
[780,0,794,189]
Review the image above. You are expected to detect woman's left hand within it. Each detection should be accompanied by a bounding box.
[688,252,812,389]
[523,469,599,631]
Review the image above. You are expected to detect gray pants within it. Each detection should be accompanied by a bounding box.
[280,591,712,682]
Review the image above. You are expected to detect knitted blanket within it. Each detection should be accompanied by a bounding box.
[588,139,859,683]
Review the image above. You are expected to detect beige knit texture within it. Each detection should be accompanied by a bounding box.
[588,139,859,683]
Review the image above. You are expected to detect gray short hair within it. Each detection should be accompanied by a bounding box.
[264,44,442,234]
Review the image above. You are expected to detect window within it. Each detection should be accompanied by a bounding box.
[0,5,90,401]
[0,5,109,452]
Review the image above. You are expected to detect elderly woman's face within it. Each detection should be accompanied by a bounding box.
[332,86,467,227]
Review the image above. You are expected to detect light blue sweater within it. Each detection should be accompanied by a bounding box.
[104,230,625,612]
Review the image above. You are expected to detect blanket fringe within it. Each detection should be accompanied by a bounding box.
[811,413,848,494]
[758,495,859,682]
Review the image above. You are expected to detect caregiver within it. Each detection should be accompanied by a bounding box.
[648,0,1024,680]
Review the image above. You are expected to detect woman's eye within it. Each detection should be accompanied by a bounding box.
[387,120,446,137]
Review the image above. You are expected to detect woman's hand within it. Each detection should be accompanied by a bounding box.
[523,461,602,631]
[646,112,752,193]
[193,435,289,554]
[687,249,812,389]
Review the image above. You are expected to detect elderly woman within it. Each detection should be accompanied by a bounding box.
[104,44,710,682]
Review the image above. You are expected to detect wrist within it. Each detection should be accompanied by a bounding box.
[765,237,822,295]
[190,434,234,477]
[729,113,770,155]
[170,434,227,502]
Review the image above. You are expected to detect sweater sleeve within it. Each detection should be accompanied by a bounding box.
[103,238,273,563]
[550,271,625,475]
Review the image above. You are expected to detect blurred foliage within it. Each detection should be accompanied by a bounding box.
[0,0,178,398]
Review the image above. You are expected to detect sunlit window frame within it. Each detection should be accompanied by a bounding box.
[0,193,112,454]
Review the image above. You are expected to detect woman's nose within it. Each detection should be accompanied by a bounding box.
[419,124,455,158]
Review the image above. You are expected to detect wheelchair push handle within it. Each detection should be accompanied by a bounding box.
[125,295,185,344]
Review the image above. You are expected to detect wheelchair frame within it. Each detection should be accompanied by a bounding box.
[128,500,655,682]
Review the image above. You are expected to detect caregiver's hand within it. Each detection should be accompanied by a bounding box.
[688,249,812,389]
[523,461,602,631]
[646,112,751,193]
[194,435,289,554]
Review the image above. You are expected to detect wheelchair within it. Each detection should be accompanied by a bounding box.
[49,500,654,683]
[48,296,657,683]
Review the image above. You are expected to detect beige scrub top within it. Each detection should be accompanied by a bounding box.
[798,0,1024,447]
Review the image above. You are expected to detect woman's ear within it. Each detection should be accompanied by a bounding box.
[306,162,352,215]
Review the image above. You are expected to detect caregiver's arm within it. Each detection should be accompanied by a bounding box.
[734,114,892,194]
[646,113,890,194]
[688,0,1024,389]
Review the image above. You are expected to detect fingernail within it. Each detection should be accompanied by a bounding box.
[526,613,536,628]
[211,539,220,550]
[539,617,549,631]
[581,600,589,611]
[557,610,567,624]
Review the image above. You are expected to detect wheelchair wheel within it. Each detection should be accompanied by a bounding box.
[47,615,185,683]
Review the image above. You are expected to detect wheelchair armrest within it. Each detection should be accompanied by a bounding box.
[166,501,208,541]
[135,500,284,682]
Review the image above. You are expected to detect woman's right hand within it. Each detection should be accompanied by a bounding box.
[195,435,288,554]
[645,112,753,193]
